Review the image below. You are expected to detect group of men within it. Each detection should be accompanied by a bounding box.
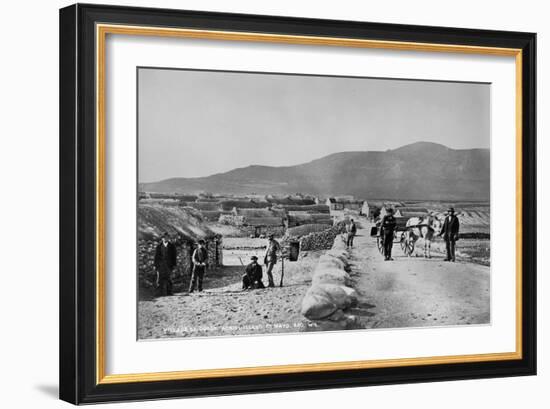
[153,234,209,296]
[241,234,281,290]
[152,232,282,297]
[378,207,460,262]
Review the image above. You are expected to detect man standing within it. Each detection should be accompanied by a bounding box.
[154,233,177,296]
[189,239,208,293]
[242,255,265,290]
[264,234,281,288]
[439,207,460,262]
[380,208,397,261]
[346,219,357,248]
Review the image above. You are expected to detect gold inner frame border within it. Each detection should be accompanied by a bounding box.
[95,23,523,385]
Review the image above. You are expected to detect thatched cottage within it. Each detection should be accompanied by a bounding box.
[361,200,385,220]
[266,195,316,206]
[325,197,363,211]
[137,204,223,289]
[220,208,286,237]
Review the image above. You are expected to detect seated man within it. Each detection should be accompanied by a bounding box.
[242,256,265,290]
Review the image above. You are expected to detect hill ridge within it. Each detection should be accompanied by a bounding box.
[140,142,490,200]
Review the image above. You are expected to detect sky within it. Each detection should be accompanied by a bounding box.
[138,68,490,183]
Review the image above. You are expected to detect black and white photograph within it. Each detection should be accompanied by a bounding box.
[137,67,491,340]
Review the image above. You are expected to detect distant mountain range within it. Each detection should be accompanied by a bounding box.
[140,142,490,201]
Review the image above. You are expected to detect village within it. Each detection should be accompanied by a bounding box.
[137,190,490,339]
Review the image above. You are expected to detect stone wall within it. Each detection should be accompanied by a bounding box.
[219,214,245,226]
[283,221,347,251]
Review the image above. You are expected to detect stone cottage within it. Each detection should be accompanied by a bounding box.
[137,204,223,291]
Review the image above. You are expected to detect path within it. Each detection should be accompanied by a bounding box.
[347,218,490,329]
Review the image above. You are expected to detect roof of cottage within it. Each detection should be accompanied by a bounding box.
[138,204,218,241]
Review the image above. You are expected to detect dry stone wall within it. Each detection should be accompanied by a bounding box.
[284,221,346,251]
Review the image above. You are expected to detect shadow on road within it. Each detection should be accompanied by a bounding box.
[349,301,377,318]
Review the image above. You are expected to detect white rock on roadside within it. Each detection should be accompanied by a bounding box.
[317,254,347,271]
[312,267,352,287]
[301,288,338,320]
[314,283,357,310]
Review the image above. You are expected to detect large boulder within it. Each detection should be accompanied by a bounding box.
[317,283,358,309]
[306,283,357,311]
[324,251,351,271]
[312,267,352,287]
[301,287,338,320]
[317,254,347,271]
[331,236,348,251]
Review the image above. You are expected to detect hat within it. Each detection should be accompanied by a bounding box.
[387,208,394,213]
[198,239,206,245]
[250,255,258,261]
[448,207,455,213]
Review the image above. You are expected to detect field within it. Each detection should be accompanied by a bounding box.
[137,195,491,339]
[412,238,490,266]
[222,237,268,266]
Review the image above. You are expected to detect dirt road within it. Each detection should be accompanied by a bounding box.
[347,218,490,329]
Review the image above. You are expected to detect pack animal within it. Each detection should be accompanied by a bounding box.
[404,215,442,258]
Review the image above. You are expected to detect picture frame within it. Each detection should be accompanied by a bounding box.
[59,3,536,404]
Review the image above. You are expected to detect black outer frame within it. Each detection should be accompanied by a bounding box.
[59,3,536,405]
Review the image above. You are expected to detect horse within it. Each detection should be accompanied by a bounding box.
[403,214,442,258]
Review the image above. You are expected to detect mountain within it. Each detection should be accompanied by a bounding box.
[140,142,490,201]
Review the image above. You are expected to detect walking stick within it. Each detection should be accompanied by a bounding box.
[279,256,284,287]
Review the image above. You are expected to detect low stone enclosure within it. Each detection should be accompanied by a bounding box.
[300,235,359,329]
[283,221,347,252]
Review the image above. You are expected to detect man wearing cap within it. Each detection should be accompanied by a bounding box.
[264,234,281,287]
[242,255,265,290]
[380,208,397,261]
[189,239,208,293]
[439,207,460,262]
[154,233,177,296]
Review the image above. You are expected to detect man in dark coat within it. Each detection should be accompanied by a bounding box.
[189,239,208,293]
[380,208,397,261]
[439,207,460,262]
[154,233,177,296]
[242,255,265,290]
[346,219,357,248]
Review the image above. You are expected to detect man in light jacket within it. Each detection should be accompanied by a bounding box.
[263,234,280,288]
[189,239,208,293]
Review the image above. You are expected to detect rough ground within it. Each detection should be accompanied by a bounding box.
[138,218,490,339]
[347,218,490,329]
[138,251,322,339]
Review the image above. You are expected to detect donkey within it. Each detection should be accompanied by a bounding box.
[404,214,442,258]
